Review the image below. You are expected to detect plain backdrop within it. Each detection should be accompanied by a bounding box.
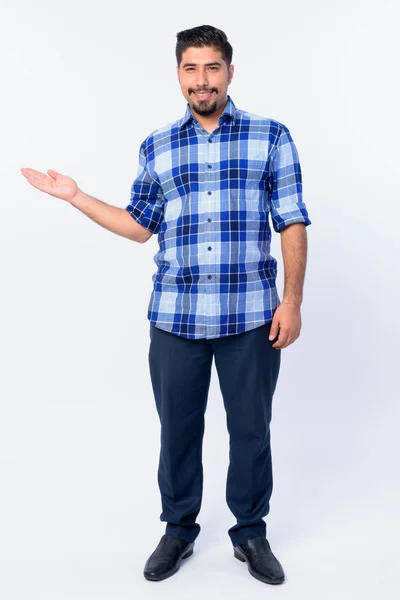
[1,0,400,598]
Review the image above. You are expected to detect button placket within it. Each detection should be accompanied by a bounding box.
[204,133,215,320]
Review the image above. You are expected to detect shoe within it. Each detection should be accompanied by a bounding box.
[233,536,285,584]
[143,534,195,581]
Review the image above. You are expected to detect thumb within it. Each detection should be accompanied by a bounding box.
[269,319,279,340]
[47,169,59,179]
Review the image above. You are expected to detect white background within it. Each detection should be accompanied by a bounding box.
[1,0,400,598]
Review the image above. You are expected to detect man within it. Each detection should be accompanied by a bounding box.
[21,24,311,585]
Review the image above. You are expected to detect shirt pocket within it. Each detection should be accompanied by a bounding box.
[243,140,269,177]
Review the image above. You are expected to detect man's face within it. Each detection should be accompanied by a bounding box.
[177,46,234,117]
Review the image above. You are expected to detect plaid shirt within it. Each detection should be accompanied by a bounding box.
[125,95,311,339]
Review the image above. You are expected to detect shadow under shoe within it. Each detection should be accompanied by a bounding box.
[233,536,285,584]
[143,534,195,581]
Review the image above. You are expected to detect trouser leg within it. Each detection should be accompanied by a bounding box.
[148,324,213,543]
[212,320,281,547]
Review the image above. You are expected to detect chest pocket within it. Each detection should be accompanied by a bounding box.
[242,139,269,176]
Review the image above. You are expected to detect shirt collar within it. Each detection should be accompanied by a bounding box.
[179,94,237,130]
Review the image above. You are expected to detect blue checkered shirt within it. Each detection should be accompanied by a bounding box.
[125,95,311,339]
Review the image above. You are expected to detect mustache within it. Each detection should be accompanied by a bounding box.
[189,88,217,94]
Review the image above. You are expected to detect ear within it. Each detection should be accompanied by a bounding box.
[228,63,234,85]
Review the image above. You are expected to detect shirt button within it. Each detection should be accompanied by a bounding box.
[208,164,212,168]
[207,218,211,222]
[207,191,212,195]
[208,246,212,251]
[208,139,212,143]
[208,275,212,279]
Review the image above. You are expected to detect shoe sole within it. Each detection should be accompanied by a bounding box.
[144,546,194,581]
[233,548,285,585]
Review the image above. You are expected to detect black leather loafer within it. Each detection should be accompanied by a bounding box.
[233,536,285,584]
[143,534,195,581]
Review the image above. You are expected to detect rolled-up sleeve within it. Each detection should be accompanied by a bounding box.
[125,142,165,234]
[268,124,311,233]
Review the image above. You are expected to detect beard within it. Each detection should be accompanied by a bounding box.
[191,99,218,116]
[189,89,218,116]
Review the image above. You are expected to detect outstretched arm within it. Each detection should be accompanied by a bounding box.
[20,167,149,243]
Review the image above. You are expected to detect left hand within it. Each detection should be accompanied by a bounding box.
[268,301,302,349]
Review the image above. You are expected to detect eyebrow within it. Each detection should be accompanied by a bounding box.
[181,62,222,68]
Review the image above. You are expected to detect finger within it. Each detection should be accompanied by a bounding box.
[21,168,46,177]
[21,169,46,184]
[22,170,54,191]
[278,335,293,350]
[24,171,52,187]
[47,169,59,179]
[269,321,279,340]
[280,330,300,349]
[272,329,290,349]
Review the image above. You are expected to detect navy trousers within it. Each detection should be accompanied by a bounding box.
[148,319,281,547]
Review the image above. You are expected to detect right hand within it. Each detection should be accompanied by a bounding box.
[20,168,79,202]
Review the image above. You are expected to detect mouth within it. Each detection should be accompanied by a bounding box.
[192,90,215,101]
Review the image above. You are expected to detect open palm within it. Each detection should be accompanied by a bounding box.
[20,168,78,202]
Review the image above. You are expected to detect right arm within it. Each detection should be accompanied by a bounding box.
[69,189,152,243]
[20,167,151,243]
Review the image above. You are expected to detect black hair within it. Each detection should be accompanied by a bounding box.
[176,24,233,67]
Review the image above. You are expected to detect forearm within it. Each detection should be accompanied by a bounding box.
[279,223,308,306]
[68,189,145,242]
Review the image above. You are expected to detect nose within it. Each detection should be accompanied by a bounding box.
[195,67,209,89]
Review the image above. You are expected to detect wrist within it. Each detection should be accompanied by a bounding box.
[281,296,302,307]
[69,187,85,206]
